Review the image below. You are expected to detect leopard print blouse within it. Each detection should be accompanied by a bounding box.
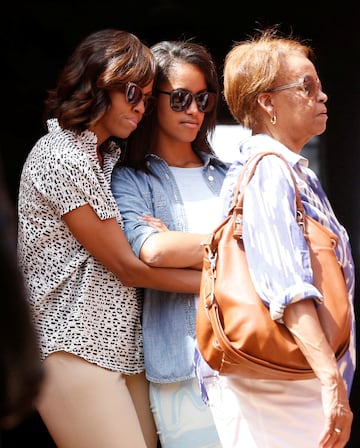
[17,119,144,374]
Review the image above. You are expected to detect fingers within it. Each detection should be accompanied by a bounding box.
[319,410,353,447]
[138,215,168,231]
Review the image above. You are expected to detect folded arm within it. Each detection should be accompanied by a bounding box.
[138,215,205,269]
[62,204,200,293]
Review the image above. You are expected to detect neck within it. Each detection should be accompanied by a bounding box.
[253,129,304,154]
[154,143,202,168]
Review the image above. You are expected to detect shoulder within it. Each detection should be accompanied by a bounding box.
[111,164,152,198]
[196,149,229,170]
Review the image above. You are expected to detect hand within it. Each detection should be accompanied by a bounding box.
[318,378,353,448]
[138,215,169,232]
[282,300,353,448]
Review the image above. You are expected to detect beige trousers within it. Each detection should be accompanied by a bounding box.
[36,351,157,448]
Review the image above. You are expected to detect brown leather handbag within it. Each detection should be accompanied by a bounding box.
[196,151,350,380]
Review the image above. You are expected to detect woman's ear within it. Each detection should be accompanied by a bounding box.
[257,92,274,115]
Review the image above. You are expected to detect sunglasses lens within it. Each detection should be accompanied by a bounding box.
[169,90,192,112]
[126,83,143,105]
[196,92,216,113]
[302,76,322,98]
[196,93,208,112]
[161,89,215,113]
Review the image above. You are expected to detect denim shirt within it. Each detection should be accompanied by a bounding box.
[111,150,229,383]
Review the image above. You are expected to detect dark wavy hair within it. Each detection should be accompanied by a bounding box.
[121,39,220,171]
[44,29,156,132]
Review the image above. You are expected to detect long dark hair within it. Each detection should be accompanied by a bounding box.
[44,29,156,133]
[121,39,220,171]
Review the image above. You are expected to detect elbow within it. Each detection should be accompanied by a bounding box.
[121,277,139,287]
[139,244,164,267]
[140,253,162,267]
[114,261,152,287]
[118,270,146,287]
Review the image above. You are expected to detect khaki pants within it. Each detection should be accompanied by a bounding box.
[36,351,157,448]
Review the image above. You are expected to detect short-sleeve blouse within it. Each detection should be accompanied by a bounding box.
[17,119,144,374]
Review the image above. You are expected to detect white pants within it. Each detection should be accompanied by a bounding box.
[36,351,157,448]
[150,379,221,448]
[205,374,325,448]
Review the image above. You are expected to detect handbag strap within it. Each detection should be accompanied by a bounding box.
[229,151,306,236]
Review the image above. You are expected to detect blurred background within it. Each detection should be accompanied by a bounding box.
[1,1,359,446]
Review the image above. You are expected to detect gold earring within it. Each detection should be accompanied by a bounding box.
[270,115,277,125]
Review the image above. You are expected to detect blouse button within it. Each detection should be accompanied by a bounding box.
[208,175,214,182]
[209,165,215,170]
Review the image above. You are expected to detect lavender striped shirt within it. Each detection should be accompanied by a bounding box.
[196,133,355,399]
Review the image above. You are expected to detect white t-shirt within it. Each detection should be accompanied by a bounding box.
[169,166,221,233]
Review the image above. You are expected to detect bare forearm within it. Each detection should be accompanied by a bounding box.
[140,231,206,268]
[132,264,201,292]
[283,299,339,384]
[283,299,352,447]
[106,248,201,291]
[95,246,201,292]
[62,205,201,292]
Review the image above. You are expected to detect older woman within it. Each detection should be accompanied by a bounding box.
[199,28,356,448]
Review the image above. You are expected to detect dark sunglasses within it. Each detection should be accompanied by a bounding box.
[125,82,154,112]
[157,88,216,113]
